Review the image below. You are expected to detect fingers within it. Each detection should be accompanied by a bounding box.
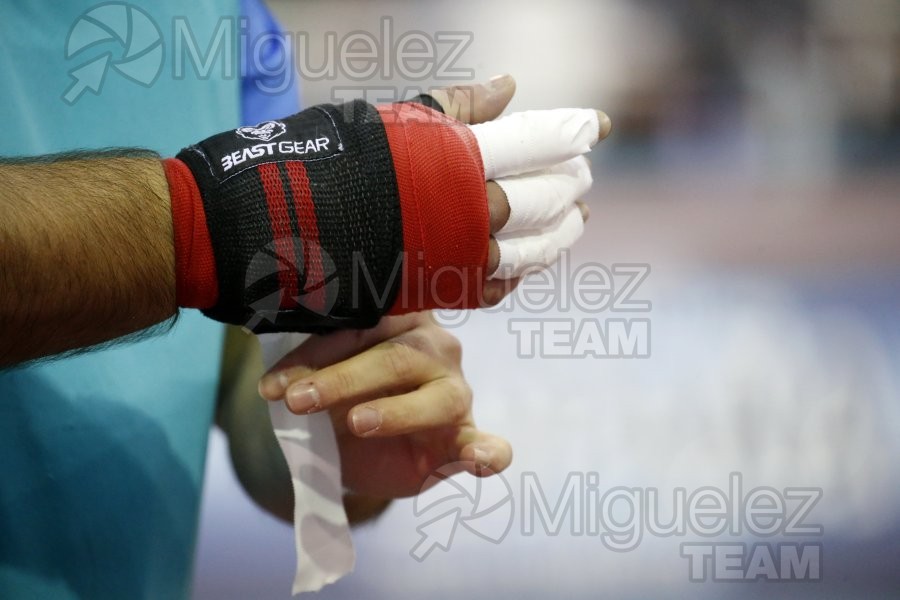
[471,108,611,180]
[345,386,512,476]
[346,377,472,437]
[494,156,593,234]
[484,155,593,281]
[427,74,517,125]
[490,203,586,279]
[478,109,609,283]
[279,338,444,414]
[486,197,589,278]
[486,181,511,234]
[266,323,463,409]
[485,158,591,276]
[257,313,429,400]
[456,428,514,475]
[480,277,521,308]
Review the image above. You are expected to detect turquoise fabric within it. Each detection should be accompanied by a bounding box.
[0,1,240,598]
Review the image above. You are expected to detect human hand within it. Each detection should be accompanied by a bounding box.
[166,76,610,332]
[409,77,612,306]
[258,311,509,498]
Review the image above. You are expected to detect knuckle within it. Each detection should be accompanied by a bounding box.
[391,329,437,357]
[443,378,473,420]
[382,341,419,381]
[435,329,463,363]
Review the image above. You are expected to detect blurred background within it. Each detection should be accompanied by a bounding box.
[193,1,900,598]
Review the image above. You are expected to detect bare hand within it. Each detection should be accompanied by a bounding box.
[259,312,512,498]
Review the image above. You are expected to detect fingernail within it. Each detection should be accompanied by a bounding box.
[286,383,320,413]
[472,445,492,468]
[577,202,590,222]
[351,407,382,435]
[258,371,289,400]
[488,74,513,93]
[594,110,612,146]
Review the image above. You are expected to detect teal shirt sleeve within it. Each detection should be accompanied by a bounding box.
[0,1,255,598]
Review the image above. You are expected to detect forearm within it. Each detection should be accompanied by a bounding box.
[0,150,176,366]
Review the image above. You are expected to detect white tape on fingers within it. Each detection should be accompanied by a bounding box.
[470,108,599,180]
[490,204,585,280]
[495,156,592,235]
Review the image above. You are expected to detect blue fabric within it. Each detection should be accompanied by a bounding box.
[240,0,301,123]
[0,0,282,597]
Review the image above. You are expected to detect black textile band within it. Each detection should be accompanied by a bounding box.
[175,100,404,333]
[406,94,445,114]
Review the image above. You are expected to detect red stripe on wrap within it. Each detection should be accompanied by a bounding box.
[376,103,490,313]
[284,162,326,314]
[258,162,299,309]
[163,158,218,308]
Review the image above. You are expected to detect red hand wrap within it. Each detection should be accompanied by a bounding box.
[377,103,490,313]
[166,100,490,331]
[163,157,218,309]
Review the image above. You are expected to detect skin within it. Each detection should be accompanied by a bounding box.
[259,311,510,499]
[231,77,611,521]
[0,151,177,366]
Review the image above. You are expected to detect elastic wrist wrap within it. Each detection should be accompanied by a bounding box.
[166,99,488,333]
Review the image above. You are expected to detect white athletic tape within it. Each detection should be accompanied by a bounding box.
[495,156,592,235]
[470,108,600,180]
[260,334,355,594]
[490,203,585,280]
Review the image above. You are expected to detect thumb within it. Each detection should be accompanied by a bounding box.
[428,74,517,125]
